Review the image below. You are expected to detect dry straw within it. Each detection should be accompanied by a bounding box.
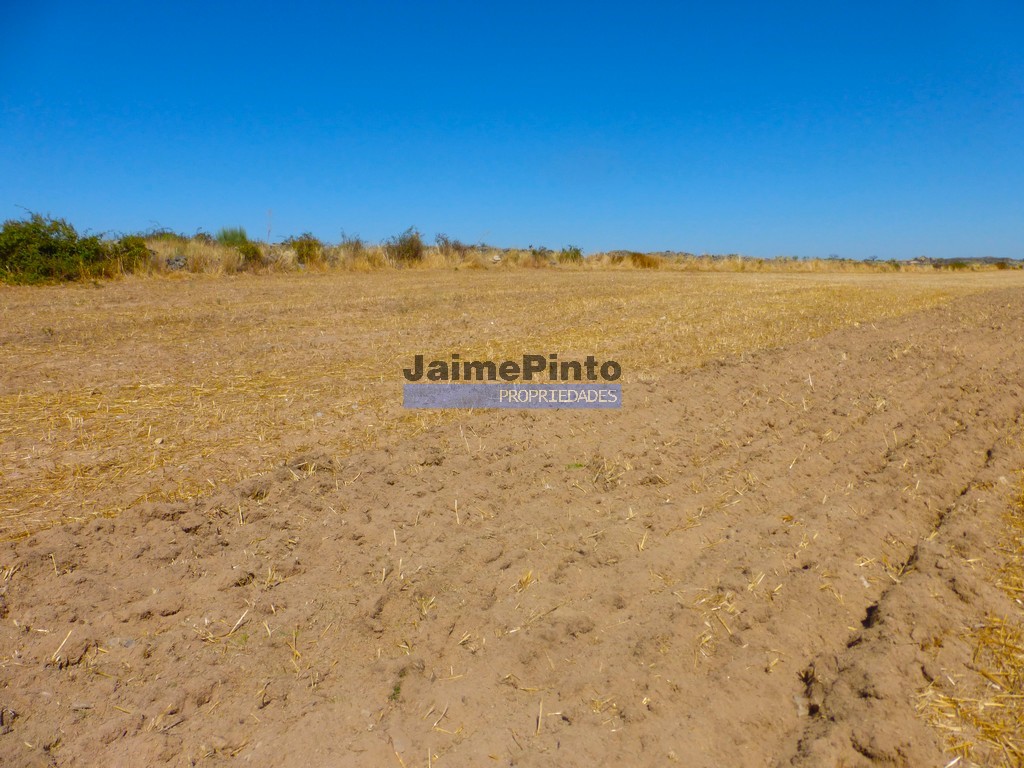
[918,472,1024,765]
[2,271,1022,539]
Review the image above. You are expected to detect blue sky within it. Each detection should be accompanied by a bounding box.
[1,2,1022,258]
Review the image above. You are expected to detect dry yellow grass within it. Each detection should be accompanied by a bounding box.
[142,235,1021,274]
[918,470,1024,766]
[2,269,1023,539]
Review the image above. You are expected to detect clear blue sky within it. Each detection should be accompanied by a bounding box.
[2,2,1022,258]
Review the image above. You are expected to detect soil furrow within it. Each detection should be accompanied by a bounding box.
[779,407,1024,767]
[1,286,1023,767]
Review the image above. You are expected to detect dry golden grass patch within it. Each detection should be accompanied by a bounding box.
[2,270,1023,539]
[918,471,1024,766]
[146,238,254,274]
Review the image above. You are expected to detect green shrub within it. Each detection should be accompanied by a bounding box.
[236,240,263,269]
[286,233,324,266]
[108,235,151,274]
[384,227,425,264]
[0,213,118,284]
[144,228,188,243]
[215,227,249,248]
[214,227,265,269]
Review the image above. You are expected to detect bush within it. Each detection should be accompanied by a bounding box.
[107,235,151,274]
[143,228,188,243]
[557,245,584,265]
[435,233,469,259]
[286,233,324,266]
[214,227,264,269]
[236,240,263,269]
[338,232,365,260]
[0,213,122,284]
[384,227,425,264]
[215,227,249,248]
[332,233,375,267]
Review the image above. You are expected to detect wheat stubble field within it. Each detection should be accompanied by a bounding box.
[2,269,1024,767]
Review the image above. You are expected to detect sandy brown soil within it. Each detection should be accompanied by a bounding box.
[2,281,1024,767]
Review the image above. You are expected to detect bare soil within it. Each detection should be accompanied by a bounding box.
[2,281,1024,767]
